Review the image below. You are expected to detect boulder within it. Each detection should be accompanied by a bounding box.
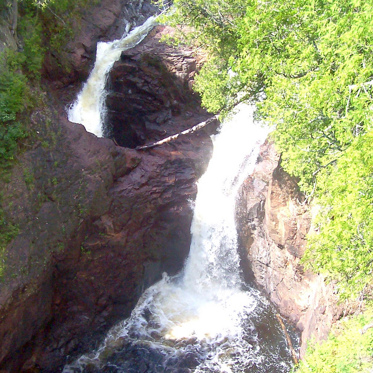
[105,25,207,148]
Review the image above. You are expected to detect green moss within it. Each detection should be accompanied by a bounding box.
[23,167,34,190]
[0,195,19,278]
[80,245,91,256]
[0,0,100,173]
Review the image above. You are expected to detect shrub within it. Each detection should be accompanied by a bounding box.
[296,308,373,372]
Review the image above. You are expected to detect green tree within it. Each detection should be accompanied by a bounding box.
[296,307,373,372]
[164,0,373,297]
[305,131,373,298]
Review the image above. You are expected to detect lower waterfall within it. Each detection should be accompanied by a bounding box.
[63,104,298,373]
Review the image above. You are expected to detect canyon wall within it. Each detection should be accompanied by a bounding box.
[237,141,342,357]
[0,3,218,371]
[43,0,157,97]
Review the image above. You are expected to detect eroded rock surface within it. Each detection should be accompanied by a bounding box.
[237,141,342,357]
[105,26,207,148]
[0,14,217,373]
[43,0,158,103]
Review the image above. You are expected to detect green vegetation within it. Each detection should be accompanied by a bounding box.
[0,0,99,170]
[0,194,19,278]
[0,50,28,167]
[295,307,373,372]
[162,0,373,299]
[305,132,373,299]
[161,1,373,368]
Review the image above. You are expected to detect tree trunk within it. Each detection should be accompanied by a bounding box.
[136,115,219,150]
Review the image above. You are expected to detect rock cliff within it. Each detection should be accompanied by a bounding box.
[105,26,206,148]
[0,3,217,371]
[237,141,342,357]
[43,0,157,97]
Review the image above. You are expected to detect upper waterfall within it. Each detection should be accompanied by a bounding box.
[68,16,157,137]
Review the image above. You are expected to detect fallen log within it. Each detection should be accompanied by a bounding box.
[276,313,299,365]
[135,115,219,150]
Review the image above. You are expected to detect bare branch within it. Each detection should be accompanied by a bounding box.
[136,115,219,150]
[360,323,373,335]
[312,158,339,177]
[349,79,373,91]
[276,314,299,365]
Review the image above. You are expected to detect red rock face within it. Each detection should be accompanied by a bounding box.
[0,12,218,373]
[236,141,342,358]
[36,132,215,371]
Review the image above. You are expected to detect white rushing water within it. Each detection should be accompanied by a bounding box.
[68,16,157,137]
[63,105,296,372]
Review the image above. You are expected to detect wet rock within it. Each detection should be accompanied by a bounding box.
[43,0,158,103]
[105,25,208,148]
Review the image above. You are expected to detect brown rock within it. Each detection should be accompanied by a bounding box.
[0,17,217,373]
[43,0,158,100]
[237,141,342,358]
[105,25,209,148]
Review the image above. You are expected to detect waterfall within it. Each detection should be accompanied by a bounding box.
[63,104,297,373]
[67,16,157,137]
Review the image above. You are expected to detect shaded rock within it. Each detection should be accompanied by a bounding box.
[0,104,214,373]
[105,25,209,148]
[0,15,217,373]
[43,0,158,103]
[236,141,342,358]
[0,114,120,372]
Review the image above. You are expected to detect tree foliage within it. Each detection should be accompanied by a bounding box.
[163,0,373,298]
[305,131,373,298]
[0,51,28,166]
[295,307,373,372]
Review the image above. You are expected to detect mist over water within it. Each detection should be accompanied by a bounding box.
[63,105,298,373]
[67,16,157,137]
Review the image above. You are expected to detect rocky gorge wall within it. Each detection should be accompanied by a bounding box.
[237,141,342,357]
[0,2,218,371]
[43,0,158,99]
[105,26,208,148]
